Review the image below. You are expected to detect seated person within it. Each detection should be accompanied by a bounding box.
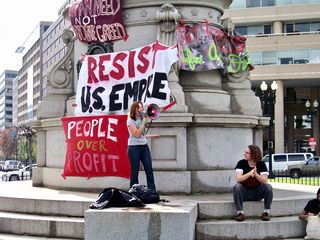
[298,188,320,220]
[233,144,273,221]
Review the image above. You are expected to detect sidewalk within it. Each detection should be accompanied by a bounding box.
[0,180,317,202]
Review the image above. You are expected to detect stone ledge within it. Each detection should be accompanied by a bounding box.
[85,201,198,240]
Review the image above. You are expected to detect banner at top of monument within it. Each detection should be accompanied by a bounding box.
[176,21,253,73]
[68,0,128,43]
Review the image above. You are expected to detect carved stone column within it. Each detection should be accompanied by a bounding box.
[157,3,187,113]
[38,29,76,119]
[221,18,262,116]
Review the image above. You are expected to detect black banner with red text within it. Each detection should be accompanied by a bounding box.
[68,0,128,43]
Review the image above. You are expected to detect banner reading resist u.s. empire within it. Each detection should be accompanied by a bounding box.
[74,41,178,116]
[61,115,130,179]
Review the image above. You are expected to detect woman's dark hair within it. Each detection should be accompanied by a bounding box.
[317,187,320,196]
[248,145,262,162]
[129,101,142,121]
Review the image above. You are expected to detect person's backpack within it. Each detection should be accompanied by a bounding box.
[89,187,145,209]
[129,184,160,204]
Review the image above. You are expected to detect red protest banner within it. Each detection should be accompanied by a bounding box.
[61,114,130,179]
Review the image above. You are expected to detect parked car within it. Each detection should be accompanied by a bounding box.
[3,160,21,172]
[1,164,37,181]
[263,152,314,172]
[288,156,320,179]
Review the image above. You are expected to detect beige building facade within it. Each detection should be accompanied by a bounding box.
[15,0,70,126]
[224,0,320,155]
[16,22,52,125]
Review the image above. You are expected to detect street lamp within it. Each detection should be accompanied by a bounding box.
[305,99,318,153]
[17,124,36,176]
[260,80,278,178]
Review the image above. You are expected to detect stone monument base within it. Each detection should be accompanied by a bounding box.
[85,201,198,240]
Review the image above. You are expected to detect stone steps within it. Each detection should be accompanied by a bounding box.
[0,181,315,240]
[0,197,91,217]
[0,233,80,240]
[0,211,84,239]
[191,188,314,240]
[198,197,308,219]
[197,216,306,240]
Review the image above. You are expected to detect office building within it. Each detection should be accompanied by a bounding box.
[16,21,52,124]
[224,0,320,154]
[0,70,17,130]
[15,0,70,125]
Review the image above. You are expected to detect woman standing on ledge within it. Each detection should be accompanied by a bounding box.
[127,101,159,193]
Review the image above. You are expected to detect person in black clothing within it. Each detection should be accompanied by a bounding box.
[233,144,273,221]
[298,188,320,220]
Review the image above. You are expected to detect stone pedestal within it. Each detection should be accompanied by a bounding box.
[33,0,268,194]
[85,201,198,240]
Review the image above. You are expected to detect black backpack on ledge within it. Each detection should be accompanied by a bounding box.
[89,187,145,209]
[129,184,160,204]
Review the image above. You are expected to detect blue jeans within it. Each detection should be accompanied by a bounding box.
[128,144,156,192]
[233,183,273,211]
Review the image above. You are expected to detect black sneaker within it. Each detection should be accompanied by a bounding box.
[261,212,270,221]
[235,212,245,221]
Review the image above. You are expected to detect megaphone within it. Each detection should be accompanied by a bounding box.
[146,104,160,120]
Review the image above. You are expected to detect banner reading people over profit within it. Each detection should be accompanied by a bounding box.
[68,0,128,43]
[61,115,130,178]
[74,41,179,116]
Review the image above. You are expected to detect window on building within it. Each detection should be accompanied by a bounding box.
[278,50,294,64]
[292,0,308,4]
[311,22,320,31]
[235,24,272,35]
[285,23,294,33]
[262,51,277,65]
[276,0,292,5]
[294,50,309,64]
[295,22,310,32]
[262,0,275,6]
[235,26,247,35]
[247,0,260,7]
[249,52,262,65]
[247,25,264,35]
[6,73,17,78]
[309,49,320,63]
[264,25,272,34]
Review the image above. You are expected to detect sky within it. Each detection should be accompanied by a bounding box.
[0,0,68,74]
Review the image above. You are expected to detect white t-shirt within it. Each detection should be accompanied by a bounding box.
[127,118,147,146]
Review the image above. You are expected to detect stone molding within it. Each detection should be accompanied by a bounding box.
[46,29,75,96]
